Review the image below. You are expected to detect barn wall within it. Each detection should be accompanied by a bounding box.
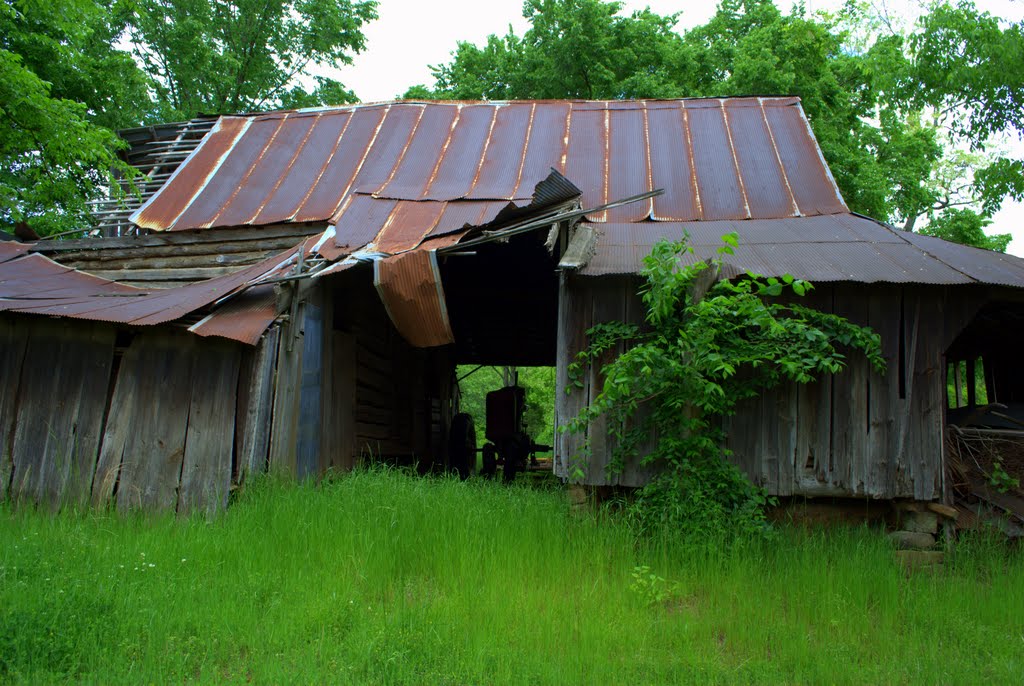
[0,316,260,514]
[555,276,981,499]
[325,270,456,469]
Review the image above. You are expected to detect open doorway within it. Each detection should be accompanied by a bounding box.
[452,365,556,482]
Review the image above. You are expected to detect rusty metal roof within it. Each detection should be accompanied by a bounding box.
[579,215,1024,286]
[130,98,846,246]
[0,240,308,341]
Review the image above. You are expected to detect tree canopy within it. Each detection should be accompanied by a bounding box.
[0,0,377,235]
[408,0,1023,252]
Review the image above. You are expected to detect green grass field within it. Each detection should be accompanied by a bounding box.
[1,469,1022,684]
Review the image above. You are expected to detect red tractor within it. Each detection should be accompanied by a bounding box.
[448,379,552,482]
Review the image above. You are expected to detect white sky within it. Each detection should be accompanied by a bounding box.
[332,0,1024,254]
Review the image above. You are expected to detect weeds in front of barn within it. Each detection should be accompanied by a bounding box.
[1,468,1021,684]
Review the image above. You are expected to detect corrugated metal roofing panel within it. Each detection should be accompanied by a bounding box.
[333,195,398,251]
[375,201,445,253]
[131,116,250,230]
[466,103,533,200]
[173,115,284,229]
[348,104,423,195]
[578,216,1020,287]
[189,284,278,346]
[648,105,699,221]
[902,232,1024,287]
[212,112,318,228]
[513,102,570,199]
[376,104,459,199]
[252,110,353,224]
[725,99,796,219]
[565,107,608,220]
[0,241,31,264]
[763,103,847,215]
[292,107,383,222]
[605,106,652,223]
[422,104,496,200]
[688,101,747,221]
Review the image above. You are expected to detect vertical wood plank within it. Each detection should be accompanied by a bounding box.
[587,277,627,485]
[555,272,591,481]
[831,291,870,494]
[9,320,115,510]
[177,342,241,515]
[269,305,303,474]
[93,339,142,507]
[867,288,901,498]
[794,286,834,494]
[910,291,944,500]
[116,333,196,513]
[296,294,323,479]
[0,317,29,502]
[235,326,280,483]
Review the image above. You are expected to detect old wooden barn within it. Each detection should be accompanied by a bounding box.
[3,97,1024,514]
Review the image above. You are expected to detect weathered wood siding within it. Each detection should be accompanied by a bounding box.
[556,276,980,499]
[0,314,275,514]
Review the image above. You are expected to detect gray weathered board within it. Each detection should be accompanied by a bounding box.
[555,279,983,499]
[7,319,114,509]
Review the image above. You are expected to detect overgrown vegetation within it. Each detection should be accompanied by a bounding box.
[568,236,884,539]
[456,365,556,448]
[1,468,1022,684]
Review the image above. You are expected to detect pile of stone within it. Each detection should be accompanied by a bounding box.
[888,501,959,572]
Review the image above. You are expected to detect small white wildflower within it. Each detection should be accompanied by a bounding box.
[181,558,187,563]
[148,563,155,568]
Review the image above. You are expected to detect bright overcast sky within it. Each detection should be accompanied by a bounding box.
[332,0,1024,253]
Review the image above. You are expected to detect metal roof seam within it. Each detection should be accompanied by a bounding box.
[759,97,800,217]
[421,103,463,199]
[248,112,322,224]
[169,117,254,230]
[641,102,655,220]
[375,104,427,194]
[205,113,288,228]
[856,212,982,283]
[317,106,378,223]
[510,102,537,199]
[466,104,501,197]
[721,99,752,220]
[681,104,703,219]
[559,104,572,172]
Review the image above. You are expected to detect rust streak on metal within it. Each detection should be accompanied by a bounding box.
[599,107,610,223]
[421,104,463,199]
[721,100,751,220]
[466,104,500,196]
[377,104,426,193]
[760,97,800,217]
[681,104,703,219]
[289,109,356,222]
[207,113,288,228]
[168,118,253,229]
[510,103,536,200]
[559,104,572,173]
[248,112,322,223]
[641,101,654,220]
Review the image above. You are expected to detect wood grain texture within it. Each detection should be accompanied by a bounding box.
[115,332,196,512]
[9,320,115,509]
[0,318,29,501]
[177,341,241,515]
[236,327,280,483]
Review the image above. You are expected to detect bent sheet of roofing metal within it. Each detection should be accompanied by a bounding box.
[0,239,309,344]
[373,250,453,348]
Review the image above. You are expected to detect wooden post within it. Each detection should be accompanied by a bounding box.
[966,357,977,407]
